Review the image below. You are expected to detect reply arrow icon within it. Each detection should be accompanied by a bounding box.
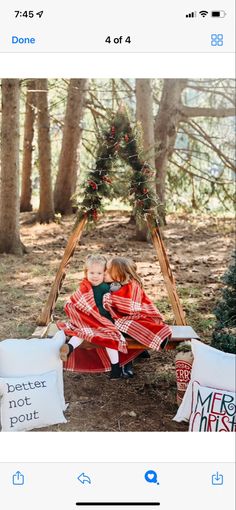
[77,473,91,484]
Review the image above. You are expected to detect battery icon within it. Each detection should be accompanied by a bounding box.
[211,10,226,17]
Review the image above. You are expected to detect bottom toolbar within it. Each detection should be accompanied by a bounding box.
[1,462,235,510]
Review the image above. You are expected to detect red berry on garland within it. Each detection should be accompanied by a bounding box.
[124,134,129,142]
[92,209,98,221]
[88,180,98,190]
[143,188,148,194]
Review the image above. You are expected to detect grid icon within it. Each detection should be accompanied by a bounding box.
[211,34,224,46]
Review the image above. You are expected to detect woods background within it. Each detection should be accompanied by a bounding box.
[0,78,235,254]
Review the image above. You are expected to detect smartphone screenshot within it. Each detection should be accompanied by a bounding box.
[0,1,235,509]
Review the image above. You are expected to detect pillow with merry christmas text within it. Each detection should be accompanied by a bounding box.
[189,382,236,432]
[173,340,236,423]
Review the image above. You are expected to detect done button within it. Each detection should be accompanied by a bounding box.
[12,36,36,44]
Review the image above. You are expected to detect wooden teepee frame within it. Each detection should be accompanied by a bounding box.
[37,110,186,327]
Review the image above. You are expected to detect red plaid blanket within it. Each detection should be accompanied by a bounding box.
[57,278,127,353]
[57,279,170,373]
[103,281,172,350]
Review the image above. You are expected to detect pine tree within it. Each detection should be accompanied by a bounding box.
[212,251,236,354]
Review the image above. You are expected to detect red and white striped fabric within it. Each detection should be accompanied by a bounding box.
[57,278,170,374]
[103,280,172,351]
[57,278,127,353]
[57,278,142,373]
[62,343,141,373]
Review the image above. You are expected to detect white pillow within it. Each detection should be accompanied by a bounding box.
[189,382,236,432]
[0,331,66,410]
[0,370,67,432]
[174,340,236,422]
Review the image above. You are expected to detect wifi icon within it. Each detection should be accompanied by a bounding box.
[199,10,209,17]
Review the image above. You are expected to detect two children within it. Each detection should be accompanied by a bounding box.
[58,254,135,378]
[58,254,171,378]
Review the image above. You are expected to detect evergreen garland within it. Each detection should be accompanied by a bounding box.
[211,251,236,354]
[76,109,158,225]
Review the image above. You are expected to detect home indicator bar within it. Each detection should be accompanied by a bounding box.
[75,504,160,508]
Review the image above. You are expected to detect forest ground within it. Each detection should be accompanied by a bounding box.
[0,211,234,432]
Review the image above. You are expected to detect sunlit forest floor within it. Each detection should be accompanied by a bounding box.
[0,211,235,431]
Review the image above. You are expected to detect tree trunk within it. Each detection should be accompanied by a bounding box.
[154,79,187,225]
[135,79,155,241]
[36,79,54,223]
[20,79,36,212]
[0,80,24,255]
[54,79,88,214]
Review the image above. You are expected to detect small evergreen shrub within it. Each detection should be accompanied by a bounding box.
[211,251,236,354]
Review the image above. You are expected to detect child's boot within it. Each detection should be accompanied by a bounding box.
[122,361,134,378]
[109,362,122,379]
[161,336,170,350]
[136,350,150,360]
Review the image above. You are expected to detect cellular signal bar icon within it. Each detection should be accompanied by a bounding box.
[186,11,196,18]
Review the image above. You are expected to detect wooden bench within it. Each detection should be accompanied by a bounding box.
[32,324,200,350]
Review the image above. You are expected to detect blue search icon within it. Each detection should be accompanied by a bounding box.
[144,470,159,485]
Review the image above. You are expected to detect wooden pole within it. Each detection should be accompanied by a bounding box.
[37,216,87,326]
[147,219,186,325]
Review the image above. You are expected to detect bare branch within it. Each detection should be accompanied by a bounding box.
[186,85,235,106]
[180,106,235,118]
[170,158,231,185]
[188,120,236,171]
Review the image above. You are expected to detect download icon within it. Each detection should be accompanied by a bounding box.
[212,472,224,485]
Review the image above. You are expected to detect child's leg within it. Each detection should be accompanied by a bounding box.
[60,336,83,362]
[105,347,119,364]
[105,348,123,379]
[69,336,84,349]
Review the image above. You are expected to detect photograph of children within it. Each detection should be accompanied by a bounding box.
[0,78,235,432]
